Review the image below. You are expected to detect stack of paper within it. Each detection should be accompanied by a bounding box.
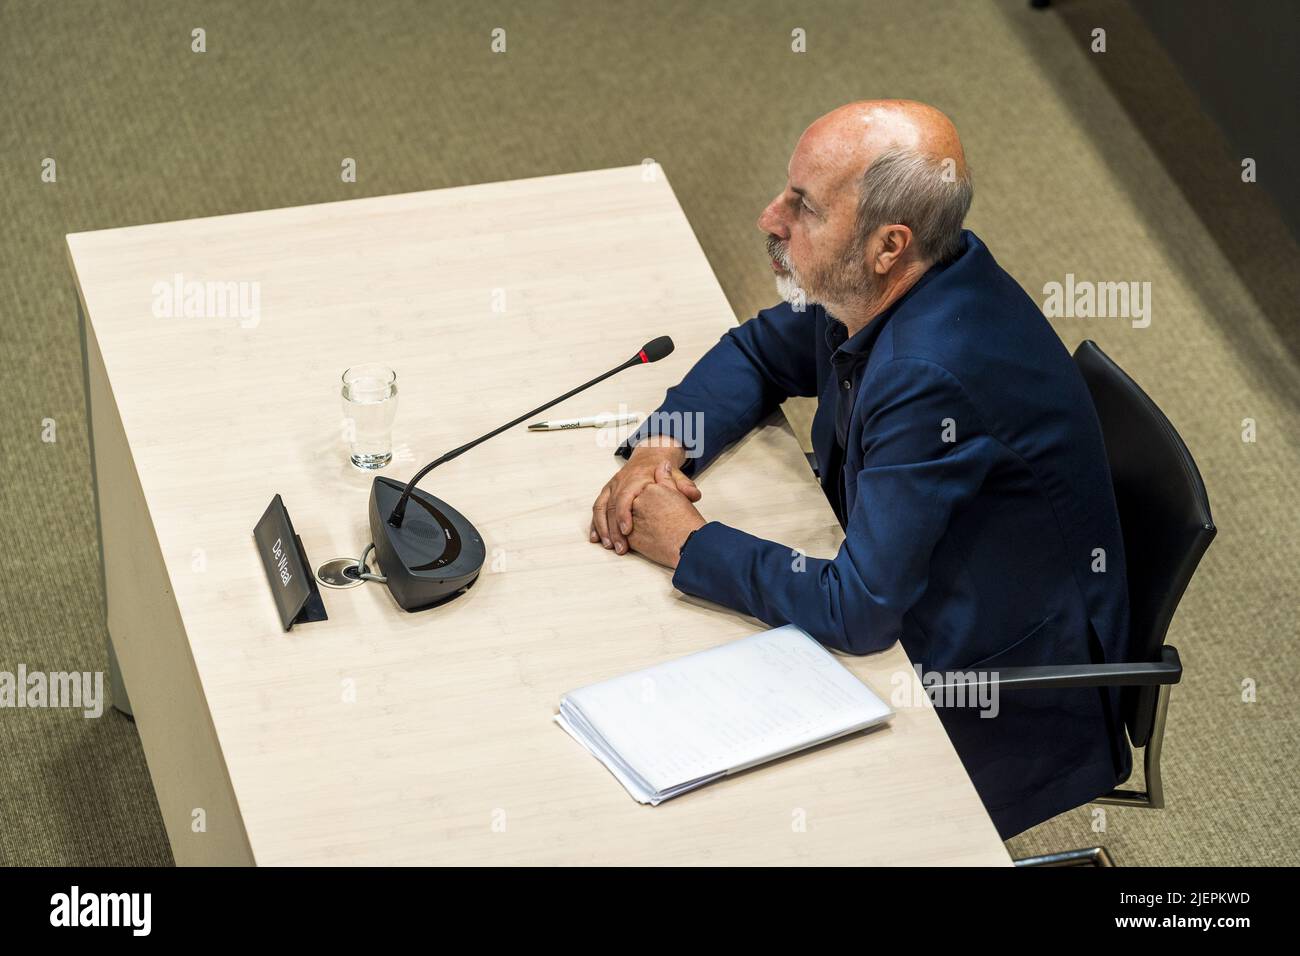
[555,624,894,805]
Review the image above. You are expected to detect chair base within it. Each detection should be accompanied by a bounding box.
[1014,846,1115,867]
[1094,788,1156,808]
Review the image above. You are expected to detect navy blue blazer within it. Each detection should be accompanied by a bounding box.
[619,231,1132,838]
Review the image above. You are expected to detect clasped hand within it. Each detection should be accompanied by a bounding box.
[589,439,706,569]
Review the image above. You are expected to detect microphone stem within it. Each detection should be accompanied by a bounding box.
[388,357,638,525]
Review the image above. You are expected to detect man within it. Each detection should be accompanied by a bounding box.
[589,100,1131,840]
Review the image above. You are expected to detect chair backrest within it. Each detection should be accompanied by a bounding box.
[1073,341,1216,747]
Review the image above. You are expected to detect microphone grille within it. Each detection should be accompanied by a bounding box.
[639,336,675,363]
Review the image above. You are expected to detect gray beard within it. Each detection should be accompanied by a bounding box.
[774,271,860,326]
[774,271,803,305]
[768,236,875,322]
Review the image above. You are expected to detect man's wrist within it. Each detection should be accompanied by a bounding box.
[671,520,712,574]
[630,435,686,469]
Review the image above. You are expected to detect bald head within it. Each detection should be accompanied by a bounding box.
[801,99,967,182]
[758,99,973,332]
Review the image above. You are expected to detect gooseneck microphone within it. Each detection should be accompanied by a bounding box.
[369,335,675,611]
[386,336,675,528]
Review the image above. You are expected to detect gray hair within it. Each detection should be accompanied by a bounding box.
[854,147,973,264]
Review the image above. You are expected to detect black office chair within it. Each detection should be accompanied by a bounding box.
[939,340,1216,866]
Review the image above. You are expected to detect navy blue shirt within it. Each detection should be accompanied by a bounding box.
[619,231,1132,837]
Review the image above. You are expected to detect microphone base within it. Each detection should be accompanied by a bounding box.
[368,476,486,612]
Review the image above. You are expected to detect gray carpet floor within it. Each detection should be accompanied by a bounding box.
[1,0,1296,866]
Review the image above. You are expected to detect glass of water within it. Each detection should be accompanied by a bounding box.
[341,364,397,469]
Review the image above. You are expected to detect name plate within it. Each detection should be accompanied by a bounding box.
[253,495,327,631]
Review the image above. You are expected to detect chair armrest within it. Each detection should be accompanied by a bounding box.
[930,646,1182,692]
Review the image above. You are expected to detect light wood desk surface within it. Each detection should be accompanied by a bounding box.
[68,165,1010,865]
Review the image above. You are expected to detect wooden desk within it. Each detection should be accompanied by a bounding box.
[68,166,1010,866]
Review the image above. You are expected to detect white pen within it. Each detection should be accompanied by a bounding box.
[528,413,641,431]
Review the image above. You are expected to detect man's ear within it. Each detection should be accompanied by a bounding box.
[870,224,914,275]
